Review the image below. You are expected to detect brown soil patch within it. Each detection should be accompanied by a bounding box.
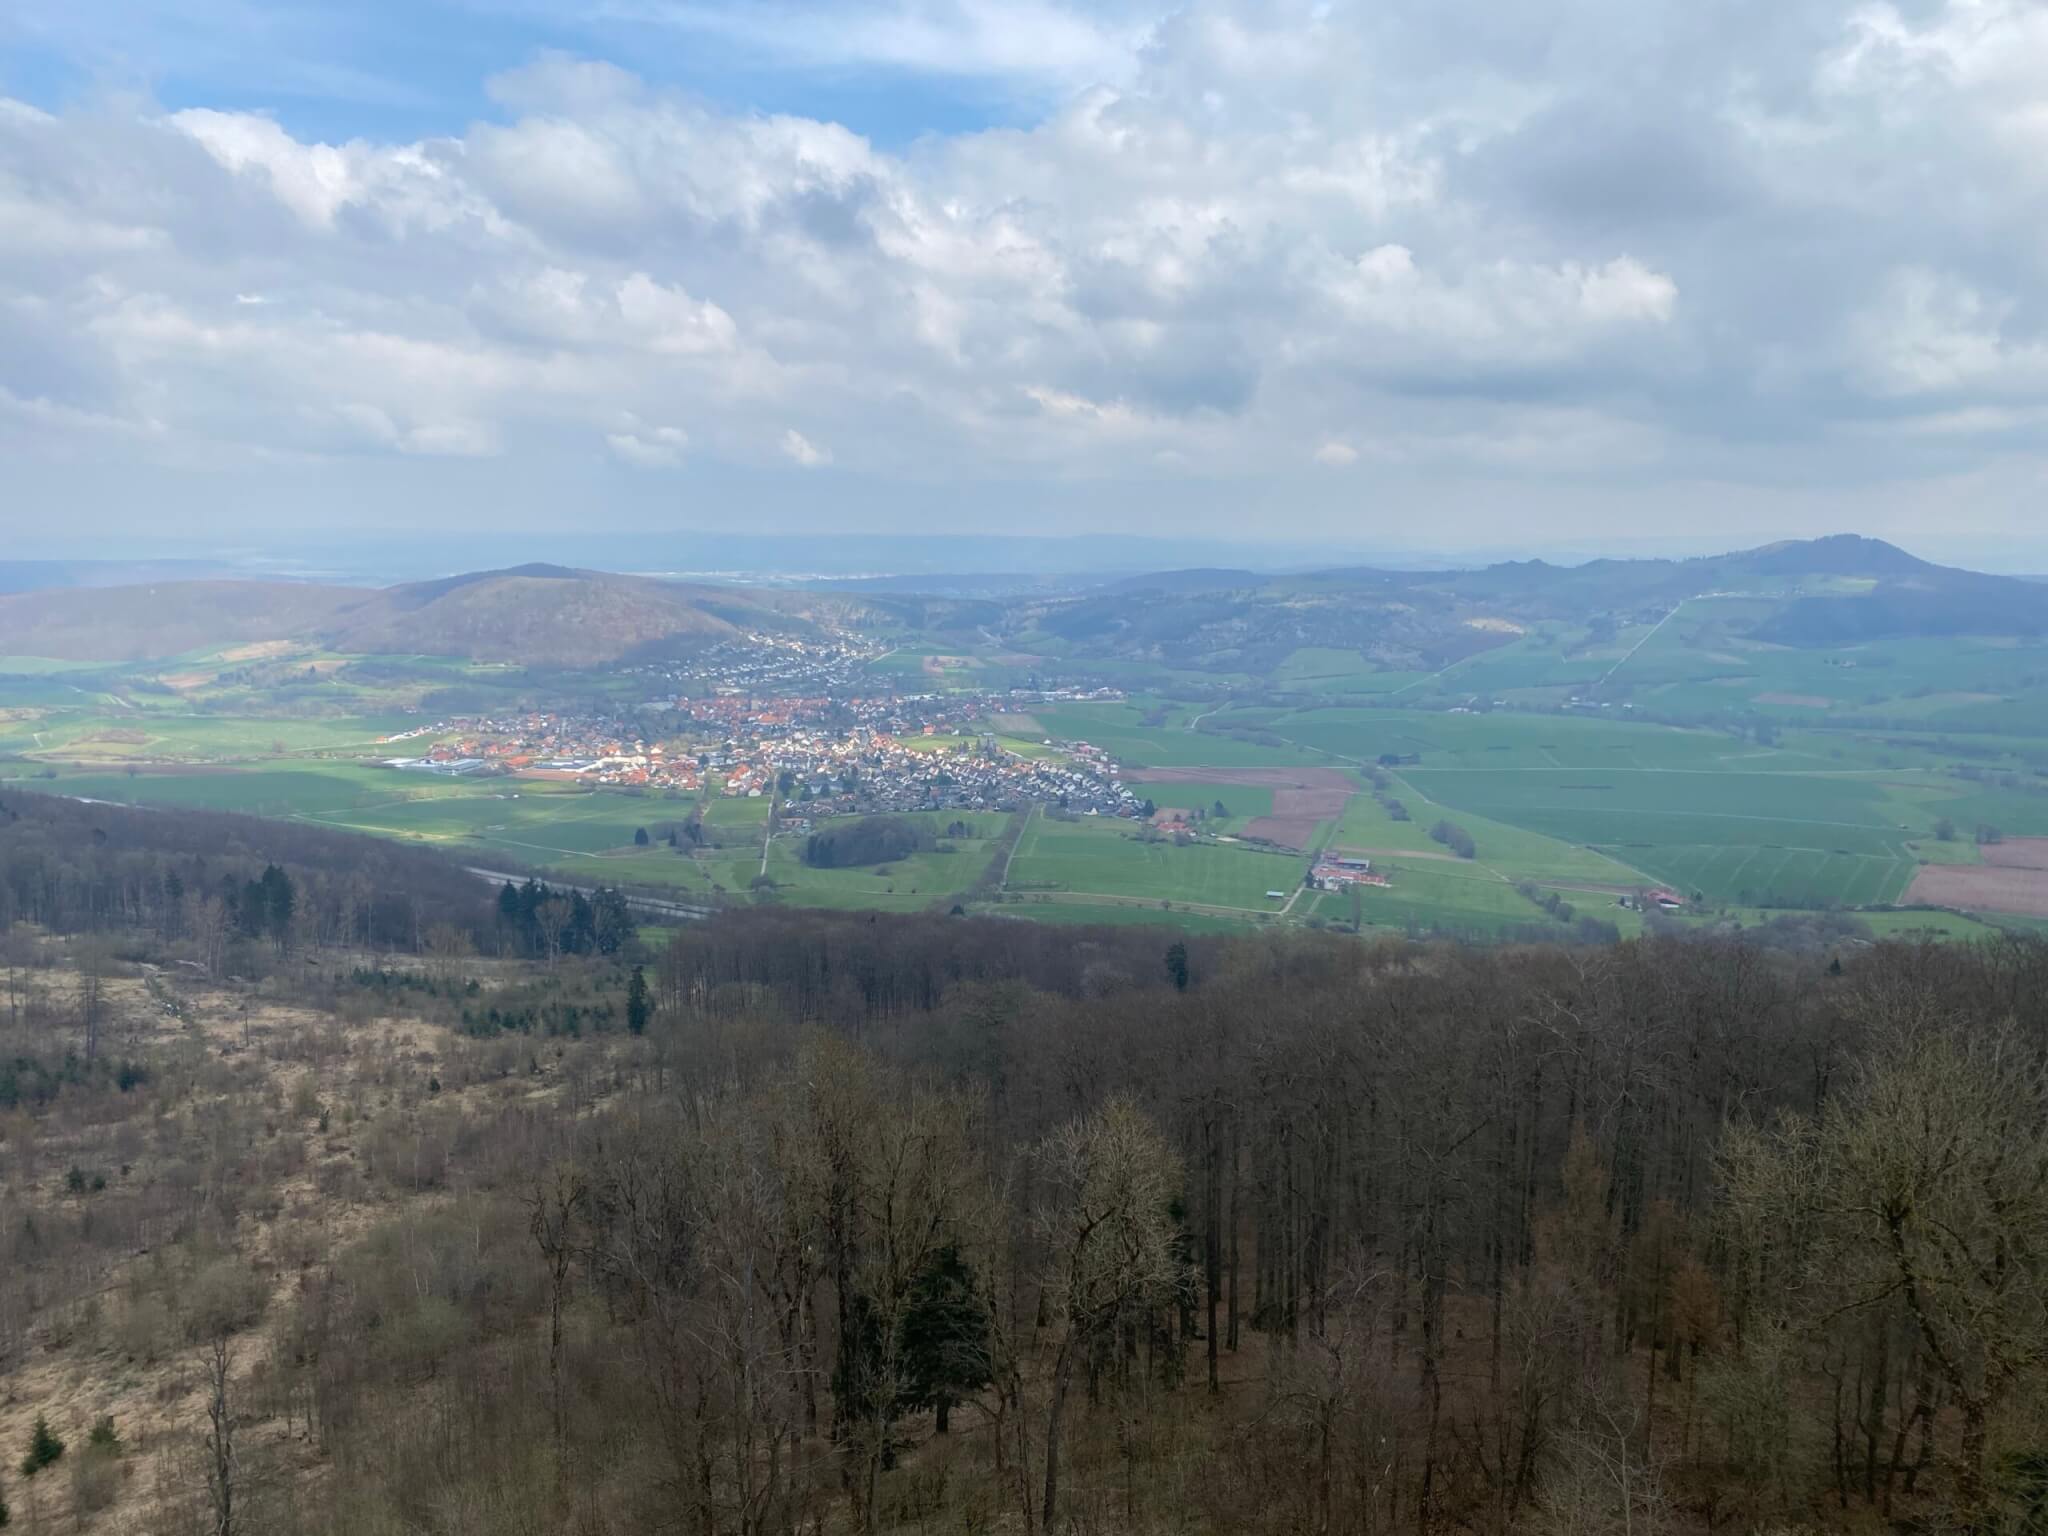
[217,641,300,664]
[1978,837,2048,870]
[1905,861,2048,917]
[1138,767,1357,851]
[1753,692,1833,709]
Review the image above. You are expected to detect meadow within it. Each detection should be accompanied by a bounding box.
[1004,812,1308,912]
[758,810,1013,912]
[10,624,2048,935]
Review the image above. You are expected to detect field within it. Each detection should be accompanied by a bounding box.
[1005,813,1307,913]
[12,619,2048,936]
[759,811,1013,912]
[1398,767,1924,906]
[1033,702,1333,769]
[1123,766,1353,849]
[975,897,1266,933]
[1904,839,2048,917]
[1306,859,1584,937]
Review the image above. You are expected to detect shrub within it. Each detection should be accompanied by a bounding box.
[181,1258,269,1342]
[69,1443,121,1518]
[115,1291,174,1363]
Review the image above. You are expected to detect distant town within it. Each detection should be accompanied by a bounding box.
[381,639,1143,820]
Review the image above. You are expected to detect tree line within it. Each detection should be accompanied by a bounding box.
[6,794,2048,1533]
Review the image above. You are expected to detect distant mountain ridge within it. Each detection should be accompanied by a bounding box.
[0,535,2035,667]
[0,566,831,665]
[1011,534,2047,673]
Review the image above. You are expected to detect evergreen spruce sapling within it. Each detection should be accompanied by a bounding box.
[19,1415,62,1478]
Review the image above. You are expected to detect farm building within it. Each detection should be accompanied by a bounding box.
[1311,855,1391,891]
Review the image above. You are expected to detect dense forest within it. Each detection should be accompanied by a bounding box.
[0,796,2045,1534]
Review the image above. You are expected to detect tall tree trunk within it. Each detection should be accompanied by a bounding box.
[1042,1336,1078,1534]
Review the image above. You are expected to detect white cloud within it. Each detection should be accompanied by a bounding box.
[9,0,2048,544]
[1851,267,2048,396]
[781,428,831,466]
[608,424,689,466]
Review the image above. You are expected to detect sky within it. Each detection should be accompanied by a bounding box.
[6,0,2048,565]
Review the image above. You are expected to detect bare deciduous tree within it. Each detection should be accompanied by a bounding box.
[1034,1098,1188,1534]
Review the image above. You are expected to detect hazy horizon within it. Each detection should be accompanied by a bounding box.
[4,527,2048,587]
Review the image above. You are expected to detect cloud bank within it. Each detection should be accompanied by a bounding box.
[5,0,2048,550]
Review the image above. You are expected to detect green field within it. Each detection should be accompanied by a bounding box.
[973,898,1265,935]
[9,627,2048,935]
[1035,703,1333,769]
[1006,813,1306,911]
[1124,779,1274,834]
[3,763,715,886]
[756,811,1012,912]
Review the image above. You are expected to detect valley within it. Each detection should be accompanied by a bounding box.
[4,537,2048,943]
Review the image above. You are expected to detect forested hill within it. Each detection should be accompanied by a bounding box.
[1017,535,2048,672]
[0,565,903,666]
[0,788,494,948]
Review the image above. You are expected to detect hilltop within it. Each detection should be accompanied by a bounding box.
[1006,534,2047,674]
[0,565,876,667]
[0,534,2037,672]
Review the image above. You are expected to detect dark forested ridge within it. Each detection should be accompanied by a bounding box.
[2,793,2047,1534]
[0,787,493,949]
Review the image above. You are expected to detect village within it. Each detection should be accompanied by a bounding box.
[380,685,1143,820]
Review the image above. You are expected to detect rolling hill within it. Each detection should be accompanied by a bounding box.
[0,581,366,662]
[319,565,809,666]
[1006,535,2048,674]
[0,535,2035,672]
[0,565,836,666]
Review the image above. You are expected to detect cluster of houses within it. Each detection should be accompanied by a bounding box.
[742,728,1139,817]
[629,635,881,700]
[384,714,706,791]
[1310,854,1392,891]
[379,702,1143,820]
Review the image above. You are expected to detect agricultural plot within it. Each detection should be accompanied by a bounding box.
[978,898,1263,934]
[1006,813,1306,910]
[1124,779,1275,830]
[1266,707,1790,771]
[1336,788,1656,888]
[758,810,1012,912]
[1034,703,1332,769]
[19,711,425,761]
[11,763,429,816]
[1310,860,1554,936]
[1604,612,2048,728]
[10,763,710,886]
[1401,767,1923,906]
[1419,631,1624,696]
[1270,648,1425,695]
